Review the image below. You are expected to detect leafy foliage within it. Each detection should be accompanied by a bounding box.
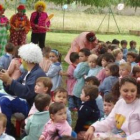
[4,0,140,9]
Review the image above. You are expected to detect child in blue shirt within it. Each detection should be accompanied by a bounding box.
[0,43,14,70]
[120,40,128,61]
[99,63,119,95]
[73,48,90,108]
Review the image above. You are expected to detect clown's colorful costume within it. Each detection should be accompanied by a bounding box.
[30,1,50,49]
[10,5,30,46]
[0,5,10,56]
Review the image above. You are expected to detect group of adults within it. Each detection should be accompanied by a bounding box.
[0,1,50,56]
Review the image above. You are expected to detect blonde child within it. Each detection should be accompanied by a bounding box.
[85,76,140,140]
[60,52,79,111]
[112,48,125,65]
[46,49,62,91]
[7,47,22,80]
[74,85,100,140]
[23,94,51,140]
[73,48,90,108]
[28,77,52,116]
[119,62,131,78]
[39,47,52,73]
[0,113,15,140]
[87,54,102,77]
[53,87,72,125]
[39,102,72,140]
[99,63,119,95]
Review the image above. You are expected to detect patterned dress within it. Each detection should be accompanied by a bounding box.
[10,13,30,46]
[0,15,9,56]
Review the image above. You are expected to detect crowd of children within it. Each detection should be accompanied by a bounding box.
[0,16,140,140]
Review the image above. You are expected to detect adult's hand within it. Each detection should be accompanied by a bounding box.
[0,71,12,85]
[84,126,95,140]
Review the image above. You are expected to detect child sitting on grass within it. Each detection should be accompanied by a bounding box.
[23,94,51,140]
[39,102,72,140]
[74,85,100,140]
[28,77,52,117]
[85,76,104,118]
[53,87,72,125]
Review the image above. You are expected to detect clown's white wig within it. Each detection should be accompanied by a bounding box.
[18,43,43,64]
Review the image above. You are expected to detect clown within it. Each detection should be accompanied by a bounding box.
[30,1,50,49]
[0,4,10,56]
[10,5,30,47]
[0,43,46,135]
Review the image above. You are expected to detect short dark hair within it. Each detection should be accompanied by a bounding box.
[70,52,79,63]
[0,113,7,127]
[106,63,119,77]
[102,53,115,63]
[112,39,120,45]
[49,102,65,115]
[82,85,98,101]
[35,94,51,112]
[107,44,117,51]
[104,93,117,105]
[132,66,140,77]
[85,76,100,86]
[36,77,52,94]
[121,40,127,45]
[5,43,14,53]
[130,40,136,47]
[54,87,68,97]
[127,52,137,58]
[79,48,91,57]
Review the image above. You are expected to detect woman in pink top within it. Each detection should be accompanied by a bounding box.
[85,76,140,140]
[7,48,21,80]
[39,102,72,140]
[64,31,98,64]
[30,1,50,49]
